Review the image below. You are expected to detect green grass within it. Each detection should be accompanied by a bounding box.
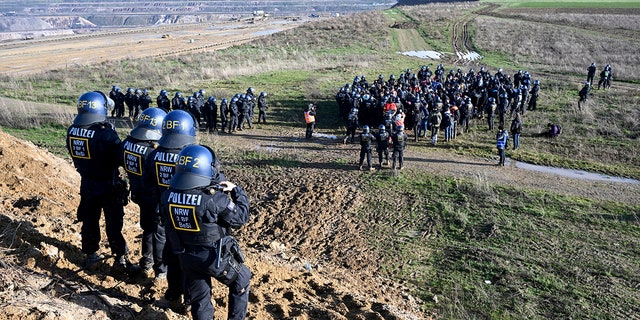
[1,124,68,157]
[484,0,640,8]
[361,171,640,318]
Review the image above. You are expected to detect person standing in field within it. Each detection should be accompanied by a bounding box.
[587,62,596,85]
[304,103,317,139]
[392,127,408,170]
[257,91,268,124]
[496,125,509,166]
[157,89,171,112]
[510,113,522,150]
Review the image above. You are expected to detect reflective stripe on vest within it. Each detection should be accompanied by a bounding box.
[304,111,315,124]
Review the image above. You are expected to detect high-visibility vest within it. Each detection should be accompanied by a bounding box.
[304,111,315,124]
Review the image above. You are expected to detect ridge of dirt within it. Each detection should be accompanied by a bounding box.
[0,129,426,320]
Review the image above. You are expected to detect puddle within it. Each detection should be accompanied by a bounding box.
[514,160,639,184]
[253,29,280,36]
[254,145,282,152]
[399,50,443,59]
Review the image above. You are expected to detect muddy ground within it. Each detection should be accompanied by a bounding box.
[2,116,639,319]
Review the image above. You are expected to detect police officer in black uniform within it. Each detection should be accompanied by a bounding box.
[66,91,139,274]
[358,125,374,171]
[139,89,152,112]
[160,145,251,320]
[203,96,218,133]
[219,98,229,133]
[121,107,167,276]
[157,89,171,112]
[257,91,268,124]
[375,124,390,169]
[228,97,240,133]
[392,127,408,170]
[143,109,198,310]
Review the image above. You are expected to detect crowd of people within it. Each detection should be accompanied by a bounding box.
[335,64,542,167]
[580,62,614,110]
[67,91,252,320]
[108,85,269,134]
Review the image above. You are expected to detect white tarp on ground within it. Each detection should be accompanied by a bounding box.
[399,50,443,59]
[457,51,483,61]
[398,50,483,62]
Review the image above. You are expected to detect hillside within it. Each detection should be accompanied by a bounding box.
[1,1,640,319]
[0,129,425,320]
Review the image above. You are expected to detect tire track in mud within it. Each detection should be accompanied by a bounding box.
[451,6,489,64]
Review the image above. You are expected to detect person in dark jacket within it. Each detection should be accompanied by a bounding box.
[496,125,509,166]
[587,62,596,85]
[375,124,390,169]
[67,91,140,274]
[143,110,200,312]
[121,107,166,276]
[139,89,153,111]
[510,112,522,150]
[157,89,171,112]
[358,125,374,171]
[257,91,268,124]
[160,145,251,320]
[219,98,229,133]
[392,127,408,170]
[203,96,218,133]
[304,103,317,139]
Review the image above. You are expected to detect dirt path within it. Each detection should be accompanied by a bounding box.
[0,19,303,76]
[208,126,640,207]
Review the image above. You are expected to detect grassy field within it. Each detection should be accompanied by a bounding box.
[1,2,640,319]
[483,0,640,9]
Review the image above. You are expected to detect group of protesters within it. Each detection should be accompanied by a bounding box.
[336,64,541,168]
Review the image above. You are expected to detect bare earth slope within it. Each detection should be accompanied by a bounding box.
[0,129,425,320]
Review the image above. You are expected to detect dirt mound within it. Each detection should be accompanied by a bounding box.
[390,21,419,29]
[0,129,424,319]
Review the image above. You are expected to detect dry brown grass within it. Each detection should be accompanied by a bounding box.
[0,96,73,128]
[502,10,640,31]
[473,15,640,80]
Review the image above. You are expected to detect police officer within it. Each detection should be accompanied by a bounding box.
[172,92,187,111]
[143,109,198,310]
[587,62,596,85]
[392,127,408,170]
[125,88,139,119]
[257,91,268,124]
[121,107,167,276]
[375,124,390,169]
[160,145,251,320]
[358,125,374,171]
[139,89,153,112]
[228,97,240,133]
[343,107,359,144]
[66,91,140,274]
[219,98,229,133]
[109,85,119,117]
[113,87,126,118]
[157,89,171,112]
[203,96,218,133]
